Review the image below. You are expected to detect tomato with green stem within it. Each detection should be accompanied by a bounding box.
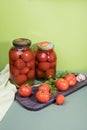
[18,84,32,97]
[65,73,77,86]
[36,90,50,103]
[56,78,69,91]
[38,83,50,92]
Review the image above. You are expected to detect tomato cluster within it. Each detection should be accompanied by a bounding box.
[35,83,65,105]
[35,49,57,79]
[9,47,35,86]
[18,83,65,105]
[36,84,51,103]
[18,71,77,106]
[18,83,51,103]
[55,73,76,105]
[56,73,77,91]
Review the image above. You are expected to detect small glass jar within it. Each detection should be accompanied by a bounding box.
[35,41,57,79]
[9,38,35,88]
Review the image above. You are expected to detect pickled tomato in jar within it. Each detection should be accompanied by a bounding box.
[9,38,35,87]
[35,42,57,79]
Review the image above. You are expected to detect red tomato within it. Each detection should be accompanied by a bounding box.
[65,73,77,87]
[18,84,32,97]
[10,65,19,76]
[56,78,69,91]
[14,59,25,69]
[36,51,47,62]
[9,50,19,61]
[27,59,35,69]
[45,68,55,78]
[47,51,56,62]
[35,69,44,78]
[21,67,30,74]
[36,90,50,103]
[38,83,50,92]
[51,61,56,68]
[27,69,35,79]
[22,50,34,62]
[56,94,65,105]
[38,62,51,71]
[14,75,27,85]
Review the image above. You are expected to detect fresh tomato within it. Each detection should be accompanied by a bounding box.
[36,51,47,62]
[36,90,50,103]
[65,73,77,86]
[56,78,69,91]
[56,94,65,105]
[38,62,51,71]
[38,83,50,92]
[18,84,32,97]
[14,75,27,85]
[22,50,34,62]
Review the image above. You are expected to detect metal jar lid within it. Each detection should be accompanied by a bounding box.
[38,41,54,50]
[13,38,31,47]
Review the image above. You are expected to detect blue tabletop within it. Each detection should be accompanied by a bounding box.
[0,85,87,130]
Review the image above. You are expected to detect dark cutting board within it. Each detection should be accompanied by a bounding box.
[15,78,87,111]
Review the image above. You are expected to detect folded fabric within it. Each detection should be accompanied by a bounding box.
[0,64,17,121]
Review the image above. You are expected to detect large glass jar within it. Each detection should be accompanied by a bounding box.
[9,38,35,87]
[35,42,57,79]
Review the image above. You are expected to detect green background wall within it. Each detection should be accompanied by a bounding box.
[0,0,87,71]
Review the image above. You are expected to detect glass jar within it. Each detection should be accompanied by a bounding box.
[35,41,57,79]
[9,38,35,88]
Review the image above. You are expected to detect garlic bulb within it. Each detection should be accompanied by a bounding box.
[76,73,86,82]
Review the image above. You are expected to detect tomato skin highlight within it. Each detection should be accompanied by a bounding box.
[65,73,77,86]
[47,51,56,62]
[56,94,65,105]
[36,51,48,62]
[36,90,50,103]
[22,50,34,62]
[9,50,19,61]
[56,78,69,91]
[18,84,32,97]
